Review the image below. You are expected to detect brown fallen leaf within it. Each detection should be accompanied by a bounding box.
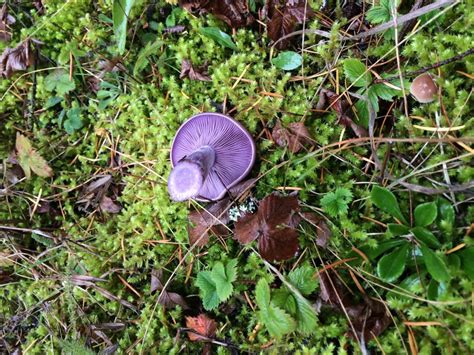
[99,195,122,214]
[186,314,217,341]
[15,133,53,179]
[179,0,254,28]
[188,209,228,247]
[272,121,313,153]
[234,193,300,261]
[301,212,331,248]
[77,174,123,214]
[316,89,368,138]
[180,59,211,81]
[0,38,36,78]
[266,0,315,49]
[0,4,15,42]
[319,270,391,342]
[151,269,189,309]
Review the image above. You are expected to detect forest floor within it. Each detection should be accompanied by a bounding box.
[0,0,473,354]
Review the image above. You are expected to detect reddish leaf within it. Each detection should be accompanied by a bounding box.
[151,269,189,310]
[188,209,228,247]
[234,193,300,261]
[266,0,315,49]
[0,39,35,78]
[185,314,217,341]
[317,89,368,138]
[0,4,15,42]
[180,0,254,28]
[180,59,211,81]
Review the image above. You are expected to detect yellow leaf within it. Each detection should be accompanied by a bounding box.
[15,133,53,179]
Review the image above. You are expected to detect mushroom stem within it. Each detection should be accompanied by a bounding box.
[168,146,216,201]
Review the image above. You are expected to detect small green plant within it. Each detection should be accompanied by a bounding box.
[255,265,317,337]
[195,259,238,310]
[365,186,470,297]
[365,0,400,39]
[320,187,353,217]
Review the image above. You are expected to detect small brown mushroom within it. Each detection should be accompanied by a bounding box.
[409,73,438,103]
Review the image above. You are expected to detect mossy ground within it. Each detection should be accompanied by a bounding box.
[0,0,473,354]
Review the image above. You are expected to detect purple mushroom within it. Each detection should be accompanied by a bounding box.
[168,112,256,202]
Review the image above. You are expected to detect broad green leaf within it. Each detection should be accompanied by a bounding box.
[287,265,317,296]
[225,259,238,283]
[293,295,317,334]
[459,247,474,281]
[360,239,406,260]
[387,223,410,236]
[44,70,76,96]
[414,202,437,227]
[354,99,369,128]
[44,96,63,109]
[199,27,237,50]
[16,134,53,179]
[63,108,83,134]
[427,279,447,300]
[371,186,408,224]
[210,259,237,301]
[411,227,440,248]
[196,271,219,310]
[273,288,297,315]
[420,245,450,283]
[447,254,460,271]
[343,59,372,87]
[113,0,135,54]
[377,243,409,282]
[371,83,399,101]
[271,51,302,71]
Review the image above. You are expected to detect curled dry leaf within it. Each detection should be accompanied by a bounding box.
[319,270,391,341]
[266,0,315,49]
[317,89,368,138]
[185,314,217,341]
[99,195,122,214]
[234,193,300,261]
[0,39,35,78]
[15,133,53,179]
[151,269,189,309]
[180,59,211,81]
[272,121,313,153]
[180,0,254,28]
[0,4,15,42]
[77,174,123,214]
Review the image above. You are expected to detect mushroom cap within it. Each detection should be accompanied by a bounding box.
[170,112,256,201]
[410,73,438,103]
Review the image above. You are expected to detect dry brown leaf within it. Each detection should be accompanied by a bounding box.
[0,39,35,78]
[151,269,189,309]
[180,59,211,81]
[272,121,313,153]
[0,4,15,42]
[99,195,122,214]
[185,314,217,341]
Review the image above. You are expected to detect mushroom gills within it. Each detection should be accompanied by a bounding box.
[168,145,216,201]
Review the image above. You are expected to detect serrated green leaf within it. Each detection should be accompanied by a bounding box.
[371,186,408,224]
[196,271,219,310]
[414,202,437,227]
[420,245,450,283]
[287,265,317,296]
[411,226,440,248]
[354,99,369,128]
[255,278,271,309]
[113,0,135,54]
[199,27,237,50]
[259,304,296,338]
[343,59,372,87]
[44,70,76,96]
[377,243,409,282]
[273,288,297,315]
[371,83,399,101]
[387,223,410,236]
[293,295,317,334]
[211,262,233,301]
[321,188,353,217]
[271,51,302,71]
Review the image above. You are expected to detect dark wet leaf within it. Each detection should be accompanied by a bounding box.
[180,59,211,81]
[272,121,312,153]
[151,269,189,309]
[0,39,35,78]
[301,212,331,248]
[0,4,15,42]
[77,175,123,215]
[199,27,237,50]
[188,209,228,247]
[234,193,300,261]
[185,314,217,341]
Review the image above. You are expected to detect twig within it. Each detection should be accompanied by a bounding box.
[271,0,457,47]
[0,225,53,239]
[375,48,474,82]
